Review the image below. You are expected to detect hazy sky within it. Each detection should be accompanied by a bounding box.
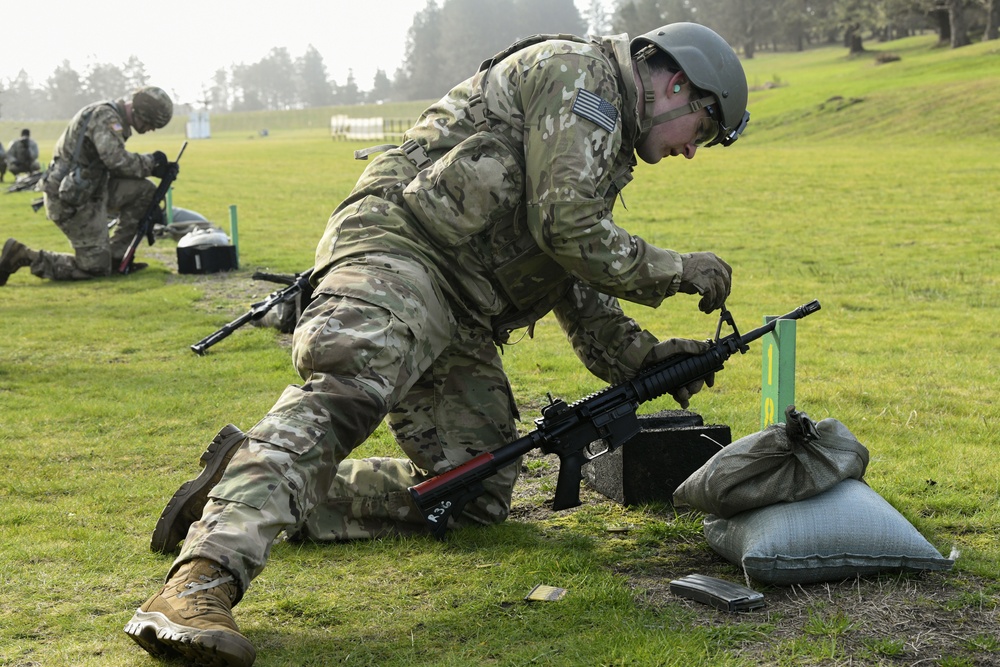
[3,1,602,106]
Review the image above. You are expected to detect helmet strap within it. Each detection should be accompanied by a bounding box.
[649,95,716,126]
[634,47,657,145]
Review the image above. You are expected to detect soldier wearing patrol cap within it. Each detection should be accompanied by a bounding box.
[0,86,177,285]
[125,23,748,666]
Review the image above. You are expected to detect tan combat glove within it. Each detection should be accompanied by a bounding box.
[679,252,733,313]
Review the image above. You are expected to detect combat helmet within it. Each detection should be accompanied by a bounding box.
[631,22,749,147]
[131,86,173,130]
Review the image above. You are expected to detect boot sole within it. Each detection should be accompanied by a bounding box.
[125,610,256,667]
[150,424,245,554]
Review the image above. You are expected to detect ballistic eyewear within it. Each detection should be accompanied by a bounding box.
[701,106,750,147]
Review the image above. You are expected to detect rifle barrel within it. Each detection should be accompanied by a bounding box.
[190,311,256,355]
[737,299,822,348]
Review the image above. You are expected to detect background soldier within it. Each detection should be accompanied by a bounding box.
[0,87,175,285]
[5,128,41,177]
[125,23,749,666]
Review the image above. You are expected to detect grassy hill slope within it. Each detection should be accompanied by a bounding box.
[740,35,1000,143]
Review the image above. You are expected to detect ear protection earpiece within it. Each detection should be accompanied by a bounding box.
[673,84,682,93]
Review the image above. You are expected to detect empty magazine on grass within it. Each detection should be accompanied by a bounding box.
[669,574,764,612]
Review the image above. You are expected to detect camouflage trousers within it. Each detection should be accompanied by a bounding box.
[38,177,155,280]
[9,159,41,176]
[175,253,520,592]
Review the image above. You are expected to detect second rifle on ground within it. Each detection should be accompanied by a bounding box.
[190,269,314,355]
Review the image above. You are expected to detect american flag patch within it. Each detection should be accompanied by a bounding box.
[571,89,618,132]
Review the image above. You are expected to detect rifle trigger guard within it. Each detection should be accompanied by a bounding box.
[584,440,610,461]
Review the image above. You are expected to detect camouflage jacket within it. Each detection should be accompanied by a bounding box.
[318,34,686,380]
[45,100,156,200]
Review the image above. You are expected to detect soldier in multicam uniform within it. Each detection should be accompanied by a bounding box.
[5,128,41,177]
[0,87,176,285]
[125,23,749,667]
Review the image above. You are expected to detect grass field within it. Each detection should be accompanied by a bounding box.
[1,35,998,666]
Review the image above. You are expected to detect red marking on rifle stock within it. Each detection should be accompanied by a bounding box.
[412,451,495,495]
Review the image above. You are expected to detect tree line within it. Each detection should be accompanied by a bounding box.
[616,0,999,58]
[2,0,996,121]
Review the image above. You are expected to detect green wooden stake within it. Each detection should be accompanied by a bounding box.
[229,204,239,269]
[760,317,797,428]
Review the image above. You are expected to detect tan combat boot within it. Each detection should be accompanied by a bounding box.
[151,424,247,554]
[0,238,38,286]
[124,557,256,667]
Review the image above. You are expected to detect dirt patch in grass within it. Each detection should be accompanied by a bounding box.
[630,565,999,665]
[152,244,286,309]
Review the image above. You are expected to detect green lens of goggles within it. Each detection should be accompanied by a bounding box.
[694,113,719,146]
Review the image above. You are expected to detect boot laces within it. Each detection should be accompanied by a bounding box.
[178,569,237,614]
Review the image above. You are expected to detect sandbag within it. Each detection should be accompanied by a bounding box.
[703,479,954,585]
[672,405,868,518]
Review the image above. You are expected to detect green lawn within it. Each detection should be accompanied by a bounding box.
[1,35,998,666]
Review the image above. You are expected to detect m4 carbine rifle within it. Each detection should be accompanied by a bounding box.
[190,269,314,355]
[409,299,822,539]
[118,142,187,274]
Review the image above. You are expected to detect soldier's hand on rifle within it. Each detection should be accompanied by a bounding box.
[643,337,715,410]
[150,151,170,178]
[678,252,732,314]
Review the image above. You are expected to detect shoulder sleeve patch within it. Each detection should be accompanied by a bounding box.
[571,89,619,133]
[110,122,123,132]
